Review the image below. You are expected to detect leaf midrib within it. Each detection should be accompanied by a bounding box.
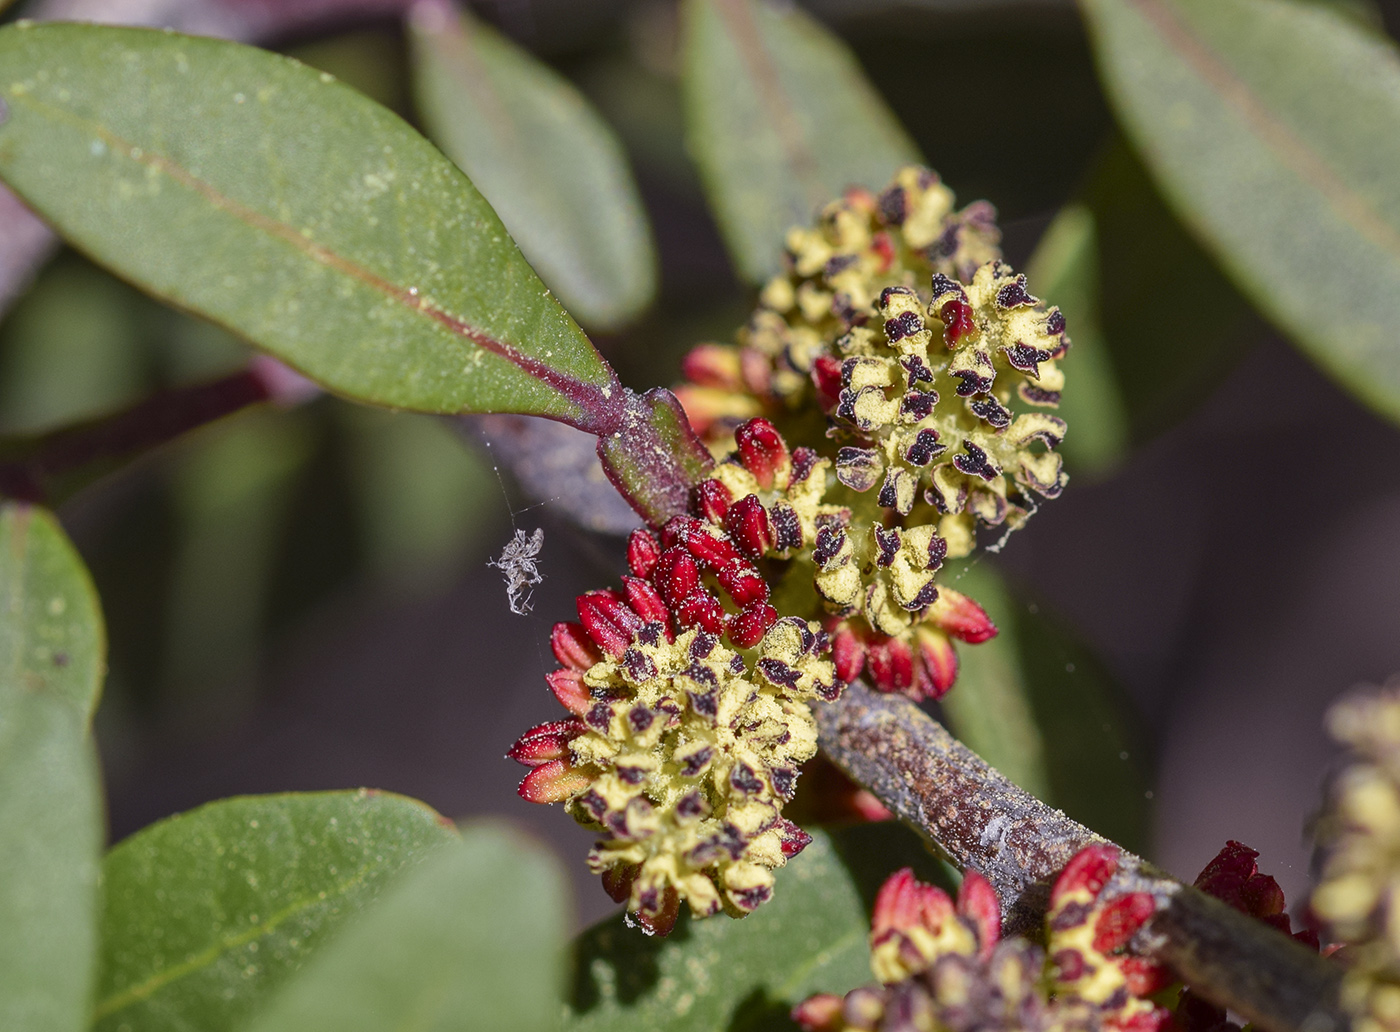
[1124,0,1400,261]
[91,863,387,1021]
[3,89,619,426]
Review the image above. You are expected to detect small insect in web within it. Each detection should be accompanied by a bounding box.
[489,527,545,615]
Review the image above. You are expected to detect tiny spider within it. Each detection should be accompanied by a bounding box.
[489,527,545,615]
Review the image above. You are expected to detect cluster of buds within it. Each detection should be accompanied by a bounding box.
[510,500,842,933]
[674,165,1067,700]
[1312,682,1400,1032]
[794,847,1170,1032]
[1179,841,1319,1032]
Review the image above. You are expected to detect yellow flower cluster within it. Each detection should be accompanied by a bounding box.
[570,617,836,930]
[1313,682,1400,1032]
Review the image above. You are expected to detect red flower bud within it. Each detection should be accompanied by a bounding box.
[673,591,726,635]
[956,870,1001,960]
[551,622,602,672]
[681,343,744,390]
[1052,844,1120,906]
[622,576,672,630]
[654,546,701,605]
[626,529,661,579]
[735,418,790,490]
[1091,891,1157,953]
[725,494,775,558]
[831,625,867,684]
[518,758,591,803]
[791,994,844,1032]
[867,635,916,695]
[871,231,896,272]
[774,817,813,859]
[812,354,844,410]
[928,588,997,644]
[695,478,733,523]
[507,718,585,765]
[545,669,591,715]
[728,602,777,647]
[916,626,958,699]
[1120,956,1173,998]
[940,298,976,348]
[634,885,681,937]
[601,863,639,904]
[718,564,770,607]
[872,867,956,942]
[577,590,642,657]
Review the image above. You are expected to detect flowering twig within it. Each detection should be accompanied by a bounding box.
[816,682,1346,1032]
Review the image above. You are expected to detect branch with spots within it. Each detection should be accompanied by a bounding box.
[815,682,1346,1032]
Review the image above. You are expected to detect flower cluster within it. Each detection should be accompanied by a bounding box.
[675,165,1068,699]
[1178,841,1319,1032]
[509,459,842,933]
[793,847,1170,1032]
[511,165,1072,929]
[1312,682,1400,1032]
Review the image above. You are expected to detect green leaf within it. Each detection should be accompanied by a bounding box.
[0,503,105,1032]
[681,0,921,284]
[940,565,1152,852]
[1078,138,1261,441]
[1080,0,1400,425]
[938,565,1052,800]
[1024,204,1130,478]
[0,23,622,429]
[244,822,569,1032]
[566,823,950,1032]
[408,1,657,332]
[93,790,461,1032]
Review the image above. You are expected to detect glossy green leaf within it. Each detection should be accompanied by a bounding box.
[681,0,921,284]
[408,1,657,331]
[938,565,1051,800]
[245,822,569,1032]
[93,791,460,1032]
[0,503,105,1032]
[1080,0,1400,425]
[566,823,950,1032]
[0,23,621,429]
[1024,204,1130,477]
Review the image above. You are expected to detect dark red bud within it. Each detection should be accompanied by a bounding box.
[507,718,585,765]
[551,622,602,672]
[674,591,726,634]
[831,627,867,684]
[545,669,591,715]
[812,354,844,410]
[774,817,813,859]
[634,886,681,937]
[654,547,701,606]
[867,636,915,694]
[622,576,671,629]
[601,864,639,905]
[577,590,642,657]
[718,564,771,607]
[695,478,734,523]
[626,529,661,579]
[725,494,776,558]
[916,628,958,700]
[940,298,976,348]
[728,602,777,647]
[1121,956,1173,997]
[791,994,844,1032]
[735,418,790,490]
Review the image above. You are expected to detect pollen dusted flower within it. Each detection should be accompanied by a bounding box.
[794,849,1170,1032]
[510,507,841,934]
[674,165,1068,700]
[1311,682,1400,1032]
